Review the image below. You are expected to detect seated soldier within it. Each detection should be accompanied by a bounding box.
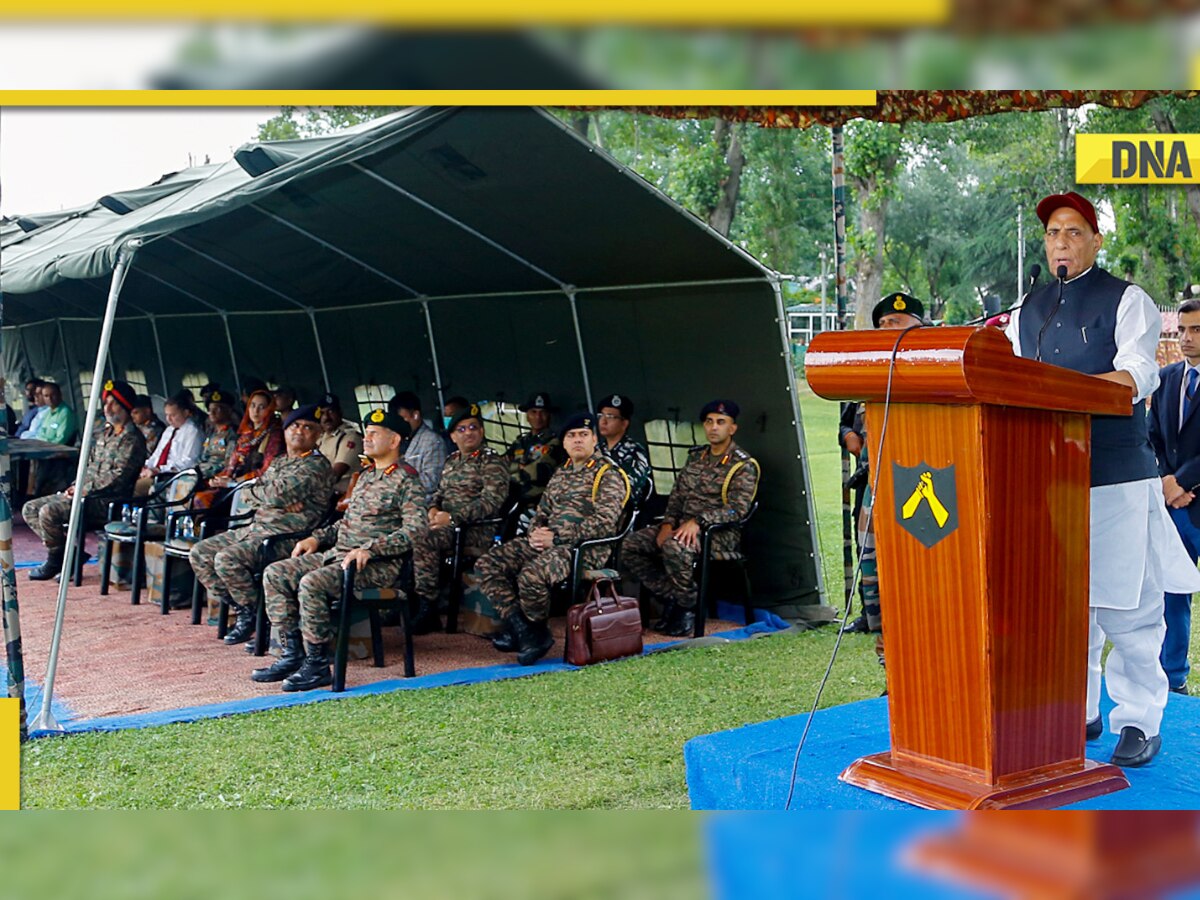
[440,395,470,452]
[505,391,565,509]
[596,393,652,504]
[409,402,510,633]
[197,389,237,482]
[189,405,334,642]
[273,385,297,415]
[316,392,363,498]
[621,400,759,637]
[130,395,166,451]
[257,408,426,691]
[135,391,204,496]
[22,380,148,581]
[390,391,448,506]
[477,413,629,666]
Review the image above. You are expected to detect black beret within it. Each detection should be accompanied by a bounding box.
[206,389,233,407]
[598,393,634,419]
[283,403,323,429]
[871,292,925,328]
[560,412,598,439]
[699,399,739,421]
[319,392,340,410]
[363,407,413,438]
[132,394,153,410]
[102,379,136,411]
[448,402,484,432]
[519,392,555,413]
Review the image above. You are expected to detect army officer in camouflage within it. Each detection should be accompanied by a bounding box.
[596,393,652,504]
[257,408,427,692]
[189,404,333,645]
[409,402,510,634]
[506,391,565,508]
[24,379,147,581]
[622,399,759,636]
[478,412,629,665]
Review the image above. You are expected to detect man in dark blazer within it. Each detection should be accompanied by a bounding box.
[1147,298,1200,696]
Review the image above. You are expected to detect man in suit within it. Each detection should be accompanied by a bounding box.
[1147,297,1200,697]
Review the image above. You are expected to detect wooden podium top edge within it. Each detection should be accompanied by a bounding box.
[805,325,1132,417]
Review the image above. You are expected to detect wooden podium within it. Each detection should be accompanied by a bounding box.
[806,326,1132,810]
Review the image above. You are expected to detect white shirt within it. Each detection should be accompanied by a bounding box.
[148,417,203,473]
[1005,267,1162,403]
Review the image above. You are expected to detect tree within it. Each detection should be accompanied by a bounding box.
[256,106,397,141]
[845,121,903,328]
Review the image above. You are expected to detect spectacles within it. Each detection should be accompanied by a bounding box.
[455,423,481,434]
[1044,227,1090,242]
[597,412,624,421]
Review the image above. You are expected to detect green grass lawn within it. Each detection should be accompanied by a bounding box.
[19,385,1196,809]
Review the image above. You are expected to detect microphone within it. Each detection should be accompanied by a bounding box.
[965,264,1043,327]
[1036,265,1070,361]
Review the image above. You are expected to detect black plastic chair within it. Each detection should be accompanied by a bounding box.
[98,468,201,605]
[161,478,259,621]
[692,501,759,638]
[442,497,528,634]
[332,551,414,691]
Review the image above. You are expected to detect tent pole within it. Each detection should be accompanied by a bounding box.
[53,318,78,412]
[421,301,446,413]
[307,309,331,391]
[148,314,168,398]
[566,288,594,411]
[31,239,140,734]
[220,312,241,394]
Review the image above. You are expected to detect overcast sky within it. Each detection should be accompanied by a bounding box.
[0,107,276,216]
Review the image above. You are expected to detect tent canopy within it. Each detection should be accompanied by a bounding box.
[0,106,824,615]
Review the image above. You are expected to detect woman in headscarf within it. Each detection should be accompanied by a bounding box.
[192,388,283,509]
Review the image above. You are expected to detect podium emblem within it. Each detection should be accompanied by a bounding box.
[892,462,958,548]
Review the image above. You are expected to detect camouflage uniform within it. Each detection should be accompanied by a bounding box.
[22,423,147,549]
[604,434,653,503]
[197,422,236,480]
[189,451,334,609]
[138,416,166,452]
[505,428,565,505]
[476,450,627,622]
[621,441,759,610]
[412,447,510,597]
[262,461,427,645]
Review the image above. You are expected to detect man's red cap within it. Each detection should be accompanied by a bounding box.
[1036,191,1099,234]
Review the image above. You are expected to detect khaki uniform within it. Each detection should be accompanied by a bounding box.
[622,441,758,610]
[476,450,627,622]
[318,420,363,495]
[263,460,427,645]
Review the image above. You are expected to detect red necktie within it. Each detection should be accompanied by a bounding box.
[157,431,174,467]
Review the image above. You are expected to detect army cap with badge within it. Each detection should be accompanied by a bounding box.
[362,407,412,439]
[448,402,485,433]
[872,292,926,329]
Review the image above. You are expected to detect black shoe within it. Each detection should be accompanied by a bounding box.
[841,615,869,634]
[652,599,676,632]
[223,604,256,645]
[661,605,696,638]
[409,596,442,636]
[1086,716,1103,741]
[1170,683,1190,696]
[1110,726,1161,767]
[282,641,333,692]
[251,630,305,683]
[491,617,518,653]
[508,611,554,666]
[28,550,64,581]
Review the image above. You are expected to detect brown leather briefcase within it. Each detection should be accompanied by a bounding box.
[565,579,643,666]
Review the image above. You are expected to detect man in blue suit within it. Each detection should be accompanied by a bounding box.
[1147,298,1200,696]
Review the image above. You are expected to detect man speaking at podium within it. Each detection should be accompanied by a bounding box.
[1004,191,1200,767]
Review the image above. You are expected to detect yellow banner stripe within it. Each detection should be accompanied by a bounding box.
[0,1,947,25]
[1077,133,1200,184]
[0,90,878,108]
[0,700,18,811]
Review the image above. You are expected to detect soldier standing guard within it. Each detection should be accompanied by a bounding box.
[258,408,427,691]
[189,404,333,642]
[23,380,147,581]
[621,400,759,637]
[409,403,510,634]
[477,412,629,665]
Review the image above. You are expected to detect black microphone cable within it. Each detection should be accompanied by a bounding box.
[1035,264,1069,362]
[784,322,922,811]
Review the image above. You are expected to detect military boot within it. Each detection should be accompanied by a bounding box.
[28,548,64,581]
[409,595,442,635]
[223,602,256,645]
[661,604,696,638]
[651,598,676,632]
[509,610,554,666]
[491,615,518,653]
[250,629,305,682]
[282,642,333,692]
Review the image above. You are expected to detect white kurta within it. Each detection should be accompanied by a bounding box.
[1006,270,1200,735]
